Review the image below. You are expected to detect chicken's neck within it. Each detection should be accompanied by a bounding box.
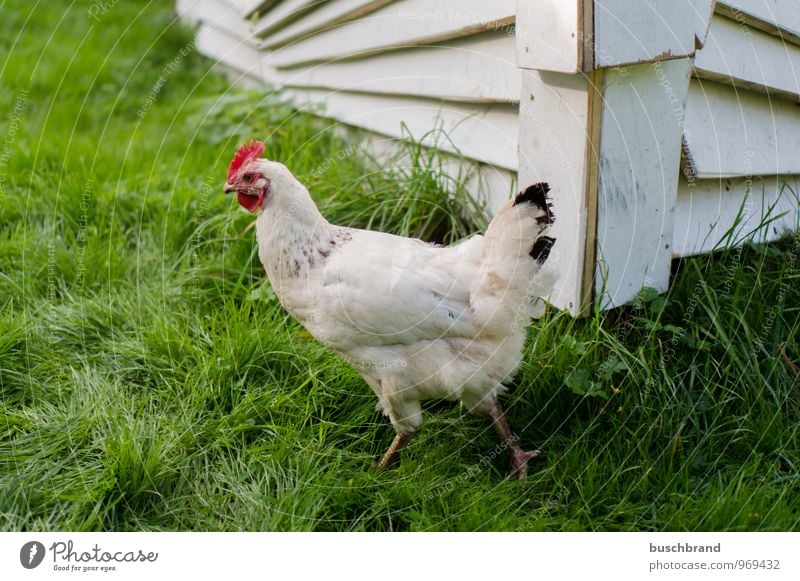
[255,186,336,288]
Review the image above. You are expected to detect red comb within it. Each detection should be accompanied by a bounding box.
[227,140,265,181]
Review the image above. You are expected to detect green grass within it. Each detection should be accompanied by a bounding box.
[1,1,799,531]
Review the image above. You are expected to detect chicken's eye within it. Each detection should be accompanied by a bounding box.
[242,173,257,183]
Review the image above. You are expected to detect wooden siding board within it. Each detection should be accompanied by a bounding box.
[253,0,327,38]
[264,0,516,68]
[695,13,800,100]
[284,88,520,171]
[238,1,264,16]
[271,32,520,103]
[240,0,282,18]
[259,0,396,47]
[177,0,261,47]
[674,176,800,255]
[716,0,800,45]
[683,79,800,179]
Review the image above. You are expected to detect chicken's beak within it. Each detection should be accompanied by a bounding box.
[223,182,237,194]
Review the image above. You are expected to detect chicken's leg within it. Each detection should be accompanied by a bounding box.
[487,396,540,479]
[376,433,414,470]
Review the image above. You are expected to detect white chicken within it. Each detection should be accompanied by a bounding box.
[224,141,557,478]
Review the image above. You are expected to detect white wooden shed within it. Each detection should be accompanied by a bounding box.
[177,0,800,314]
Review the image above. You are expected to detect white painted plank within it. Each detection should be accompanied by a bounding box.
[283,88,520,171]
[195,24,265,79]
[269,32,520,103]
[253,0,326,38]
[239,0,281,18]
[259,0,394,47]
[515,0,583,73]
[518,70,592,314]
[594,0,701,67]
[674,175,800,255]
[683,79,800,179]
[238,0,264,16]
[265,0,516,68]
[694,13,800,100]
[176,0,260,46]
[716,0,800,44]
[595,59,693,309]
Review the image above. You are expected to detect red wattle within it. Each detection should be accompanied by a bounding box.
[237,189,267,213]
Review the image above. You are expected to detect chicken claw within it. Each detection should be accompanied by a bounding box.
[487,396,541,479]
[376,433,414,470]
[509,447,541,479]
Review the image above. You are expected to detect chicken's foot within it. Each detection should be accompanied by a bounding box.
[488,396,540,479]
[376,433,414,470]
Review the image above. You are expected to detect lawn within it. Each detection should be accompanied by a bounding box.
[1,0,799,531]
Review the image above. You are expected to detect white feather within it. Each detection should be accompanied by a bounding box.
[250,160,557,434]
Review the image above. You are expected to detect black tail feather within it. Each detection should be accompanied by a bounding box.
[530,236,556,264]
[514,182,554,226]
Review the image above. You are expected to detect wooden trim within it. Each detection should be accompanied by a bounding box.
[515,0,582,73]
[517,70,594,315]
[579,0,594,72]
[579,67,603,314]
[593,59,693,309]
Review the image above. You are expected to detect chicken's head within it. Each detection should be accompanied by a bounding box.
[225,140,299,214]
[224,140,269,212]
